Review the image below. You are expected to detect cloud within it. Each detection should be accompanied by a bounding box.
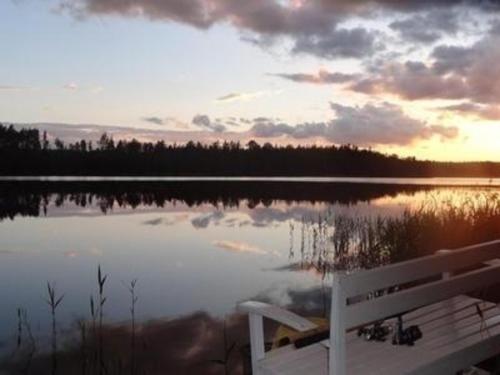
[64,82,79,90]
[271,69,356,84]
[142,116,189,129]
[216,93,246,102]
[142,116,164,125]
[141,116,193,128]
[291,27,378,59]
[216,116,245,127]
[440,102,500,120]
[350,60,469,100]
[143,217,163,225]
[59,0,499,61]
[431,44,476,75]
[143,214,189,226]
[216,91,261,103]
[0,85,36,91]
[143,116,190,129]
[249,102,458,146]
[62,82,104,93]
[14,100,458,150]
[58,0,217,28]
[426,125,460,141]
[10,309,250,374]
[349,31,500,106]
[212,240,270,255]
[328,102,458,145]
[191,211,224,228]
[389,9,459,43]
[63,248,102,257]
[215,90,282,103]
[59,0,498,32]
[192,114,226,132]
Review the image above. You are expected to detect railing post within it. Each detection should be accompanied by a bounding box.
[330,271,346,375]
[249,313,265,375]
[437,249,452,279]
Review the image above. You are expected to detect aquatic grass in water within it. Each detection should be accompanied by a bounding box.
[0,266,149,375]
[97,265,107,375]
[45,283,64,375]
[9,308,37,374]
[127,279,138,375]
[293,192,500,274]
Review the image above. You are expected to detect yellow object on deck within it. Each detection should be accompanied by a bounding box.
[272,317,329,349]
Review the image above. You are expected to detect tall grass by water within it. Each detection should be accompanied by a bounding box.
[291,192,500,275]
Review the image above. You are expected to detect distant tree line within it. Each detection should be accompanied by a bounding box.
[1,123,500,177]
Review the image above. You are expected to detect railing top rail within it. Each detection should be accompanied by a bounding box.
[344,262,500,329]
[340,239,500,298]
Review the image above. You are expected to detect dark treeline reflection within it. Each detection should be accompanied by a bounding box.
[2,124,500,177]
[0,180,432,220]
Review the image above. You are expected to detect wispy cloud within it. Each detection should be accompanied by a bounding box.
[212,240,276,256]
[215,90,282,103]
[142,116,164,125]
[63,82,79,90]
[192,115,226,132]
[271,69,357,85]
[0,85,37,91]
[191,211,224,228]
[216,91,263,103]
[62,82,103,93]
[63,248,102,257]
[142,116,190,129]
[439,102,500,120]
[142,214,189,226]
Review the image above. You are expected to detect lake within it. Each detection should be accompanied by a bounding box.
[1,178,499,370]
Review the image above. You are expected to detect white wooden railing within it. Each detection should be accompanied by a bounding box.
[239,239,500,375]
[329,239,500,375]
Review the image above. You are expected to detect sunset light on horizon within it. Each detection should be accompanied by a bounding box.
[2,0,500,161]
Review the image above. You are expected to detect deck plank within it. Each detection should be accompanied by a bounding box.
[257,295,500,375]
[346,299,497,365]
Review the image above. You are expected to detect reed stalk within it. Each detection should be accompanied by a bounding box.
[46,282,64,375]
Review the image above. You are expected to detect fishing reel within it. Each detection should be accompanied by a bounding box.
[357,321,391,342]
[392,315,422,346]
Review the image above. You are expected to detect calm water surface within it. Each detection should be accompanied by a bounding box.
[0,178,499,347]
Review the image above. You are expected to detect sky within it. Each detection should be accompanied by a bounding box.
[1,0,500,161]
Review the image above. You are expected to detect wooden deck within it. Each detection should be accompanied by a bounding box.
[257,295,500,375]
[240,240,500,375]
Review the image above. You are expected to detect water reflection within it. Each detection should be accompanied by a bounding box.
[3,281,500,375]
[0,180,500,374]
[0,284,332,375]
[0,181,435,221]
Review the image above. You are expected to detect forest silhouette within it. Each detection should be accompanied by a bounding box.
[2,124,500,176]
